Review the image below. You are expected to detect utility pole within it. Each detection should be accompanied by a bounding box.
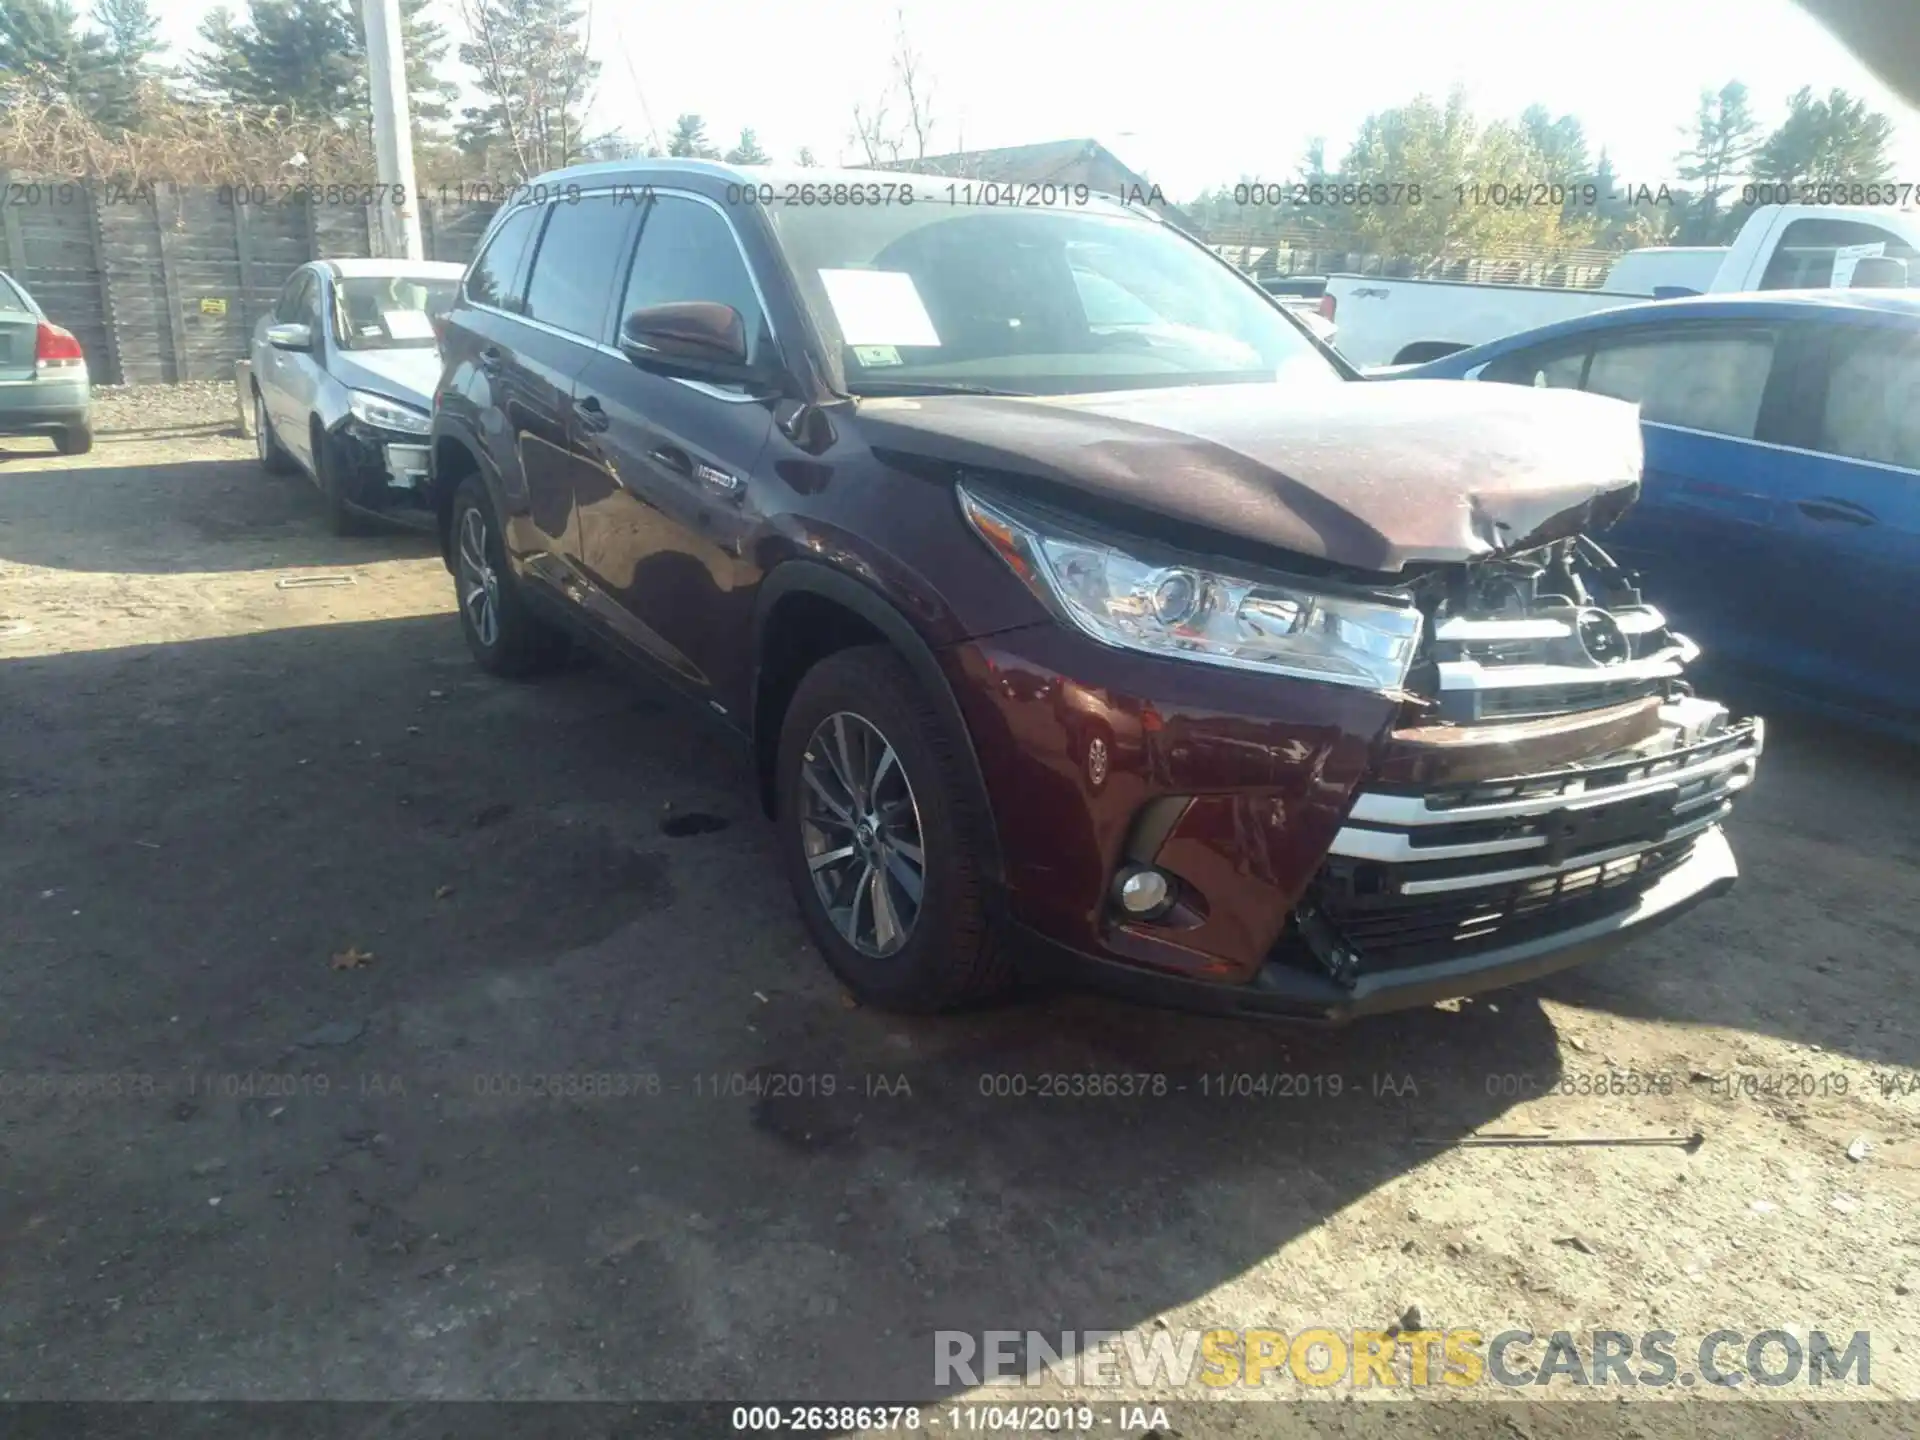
[362,0,423,259]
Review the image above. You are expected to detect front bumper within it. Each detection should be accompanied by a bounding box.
[329,416,433,514]
[945,623,1762,1023]
[1022,825,1738,1022]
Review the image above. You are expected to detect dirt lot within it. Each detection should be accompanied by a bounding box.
[1,405,1917,1433]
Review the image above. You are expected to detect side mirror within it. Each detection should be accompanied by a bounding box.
[619,302,772,387]
[266,322,312,351]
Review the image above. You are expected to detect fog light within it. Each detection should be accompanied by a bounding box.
[1116,866,1173,917]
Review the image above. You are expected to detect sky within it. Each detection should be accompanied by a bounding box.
[157,0,1920,199]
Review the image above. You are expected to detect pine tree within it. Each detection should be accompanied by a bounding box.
[667,113,718,159]
[1674,81,1760,242]
[0,0,108,106]
[723,127,770,165]
[397,0,455,135]
[1756,86,1893,184]
[189,0,365,121]
[85,0,162,130]
[454,0,599,177]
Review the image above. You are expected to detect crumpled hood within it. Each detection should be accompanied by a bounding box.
[329,347,441,412]
[855,379,1644,573]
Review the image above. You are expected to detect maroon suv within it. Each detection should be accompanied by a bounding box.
[426,161,1764,1021]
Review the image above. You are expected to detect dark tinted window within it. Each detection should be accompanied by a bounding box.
[524,196,634,339]
[467,204,541,312]
[1817,324,1920,471]
[619,195,771,364]
[1583,326,1777,438]
[1482,342,1588,388]
[1758,218,1919,290]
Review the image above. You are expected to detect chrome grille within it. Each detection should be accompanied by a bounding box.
[1293,702,1764,979]
[1423,604,1694,724]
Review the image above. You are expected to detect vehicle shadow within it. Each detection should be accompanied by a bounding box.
[1529,709,1920,1069]
[0,455,437,573]
[0,613,1562,1403]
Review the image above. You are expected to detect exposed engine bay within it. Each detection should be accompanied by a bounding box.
[1402,536,1700,725]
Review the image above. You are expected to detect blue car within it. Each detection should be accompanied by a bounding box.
[1394,291,1920,729]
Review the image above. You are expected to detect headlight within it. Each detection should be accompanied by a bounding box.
[959,485,1422,692]
[347,390,431,434]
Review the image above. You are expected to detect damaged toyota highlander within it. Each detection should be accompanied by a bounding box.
[428,161,1764,1021]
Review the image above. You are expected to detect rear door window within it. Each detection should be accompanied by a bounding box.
[523,195,637,340]
[1582,326,1778,439]
[1814,324,1920,471]
[466,204,541,313]
[618,195,772,365]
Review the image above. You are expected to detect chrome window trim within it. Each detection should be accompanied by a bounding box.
[462,185,777,407]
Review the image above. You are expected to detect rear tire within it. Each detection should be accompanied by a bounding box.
[55,422,93,456]
[450,472,571,678]
[255,391,294,473]
[776,645,1010,1012]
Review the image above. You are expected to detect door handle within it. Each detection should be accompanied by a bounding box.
[573,394,609,433]
[648,444,692,475]
[1797,497,1876,527]
[478,346,504,375]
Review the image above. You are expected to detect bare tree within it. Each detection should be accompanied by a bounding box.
[891,8,934,160]
[850,94,900,167]
[848,9,935,167]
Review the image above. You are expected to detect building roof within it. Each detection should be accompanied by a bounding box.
[876,139,1196,228]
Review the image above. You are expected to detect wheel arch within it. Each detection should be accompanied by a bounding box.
[429,428,486,570]
[751,561,1006,889]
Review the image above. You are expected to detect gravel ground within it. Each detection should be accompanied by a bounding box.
[0,397,1917,1435]
[89,379,246,437]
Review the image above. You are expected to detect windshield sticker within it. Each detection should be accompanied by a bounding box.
[1830,242,1886,287]
[852,344,903,367]
[381,309,437,341]
[819,269,941,347]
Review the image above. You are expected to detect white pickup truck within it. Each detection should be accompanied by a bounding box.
[1323,203,1920,368]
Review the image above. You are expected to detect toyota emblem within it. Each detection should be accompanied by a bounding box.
[1575,607,1630,666]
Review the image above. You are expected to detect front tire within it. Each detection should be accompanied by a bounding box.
[311,425,362,536]
[776,646,1009,1012]
[450,473,570,677]
[254,392,293,473]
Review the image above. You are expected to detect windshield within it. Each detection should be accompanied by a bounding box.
[332,275,459,351]
[764,196,1341,396]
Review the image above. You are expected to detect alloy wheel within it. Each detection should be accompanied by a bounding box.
[799,711,926,957]
[457,505,501,649]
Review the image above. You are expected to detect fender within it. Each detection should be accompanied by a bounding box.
[427,414,502,569]
[751,559,1007,890]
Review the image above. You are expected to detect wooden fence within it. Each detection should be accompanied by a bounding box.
[0,175,501,385]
